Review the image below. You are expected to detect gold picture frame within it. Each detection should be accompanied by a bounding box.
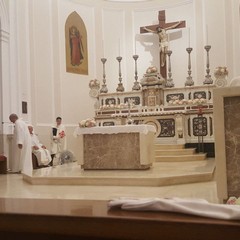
[65,11,88,75]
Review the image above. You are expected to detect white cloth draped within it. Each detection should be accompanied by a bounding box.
[108,197,240,220]
[31,133,51,166]
[11,119,32,174]
[73,125,156,137]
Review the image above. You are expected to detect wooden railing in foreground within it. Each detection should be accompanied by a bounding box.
[0,198,240,240]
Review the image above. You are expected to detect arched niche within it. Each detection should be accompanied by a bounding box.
[65,11,88,75]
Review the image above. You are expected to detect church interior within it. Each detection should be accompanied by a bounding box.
[1,0,240,239]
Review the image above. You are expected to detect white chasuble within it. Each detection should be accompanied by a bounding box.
[31,133,51,166]
[11,119,32,174]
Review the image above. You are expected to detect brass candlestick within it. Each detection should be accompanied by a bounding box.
[116,56,124,92]
[203,45,213,84]
[185,47,194,86]
[100,58,108,93]
[165,50,174,88]
[132,55,141,91]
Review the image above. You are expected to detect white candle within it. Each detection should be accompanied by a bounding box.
[118,38,120,56]
[188,27,191,47]
[102,39,105,58]
[134,40,137,55]
[206,25,208,45]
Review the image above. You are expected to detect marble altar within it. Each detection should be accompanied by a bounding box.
[213,86,240,203]
[95,85,215,147]
[74,125,156,170]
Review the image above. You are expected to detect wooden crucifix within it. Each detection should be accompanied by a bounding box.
[140,10,186,79]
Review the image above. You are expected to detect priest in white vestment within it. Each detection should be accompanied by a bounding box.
[50,117,67,160]
[9,114,32,174]
[28,125,51,166]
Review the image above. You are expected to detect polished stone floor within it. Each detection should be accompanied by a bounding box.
[0,159,219,203]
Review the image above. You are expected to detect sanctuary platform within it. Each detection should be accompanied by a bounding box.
[23,158,215,187]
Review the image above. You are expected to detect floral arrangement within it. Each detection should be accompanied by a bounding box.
[214,66,228,78]
[146,66,158,74]
[79,118,96,128]
[168,98,207,105]
[89,79,100,89]
[99,102,135,110]
[59,130,65,138]
[226,196,240,205]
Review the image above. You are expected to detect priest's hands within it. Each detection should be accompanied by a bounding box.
[18,144,23,149]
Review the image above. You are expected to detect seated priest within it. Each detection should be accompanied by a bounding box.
[28,125,52,167]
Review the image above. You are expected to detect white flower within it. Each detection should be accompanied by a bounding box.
[79,120,86,127]
[214,66,228,77]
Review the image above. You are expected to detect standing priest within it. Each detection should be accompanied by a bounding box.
[50,117,67,162]
[9,113,32,174]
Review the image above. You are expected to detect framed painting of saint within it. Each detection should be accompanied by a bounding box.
[65,11,88,75]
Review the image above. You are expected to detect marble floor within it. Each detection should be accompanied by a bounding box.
[0,159,219,204]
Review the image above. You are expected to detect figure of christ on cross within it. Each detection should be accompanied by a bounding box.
[140,10,186,79]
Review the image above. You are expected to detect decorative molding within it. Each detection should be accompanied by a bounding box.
[193,91,206,99]
[103,121,115,126]
[166,93,184,102]
[192,116,207,137]
[157,118,175,137]
[143,118,161,136]
[105,98,116,105]
[124,96,140,105]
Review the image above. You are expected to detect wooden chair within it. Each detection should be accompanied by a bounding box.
[0,155,7,174]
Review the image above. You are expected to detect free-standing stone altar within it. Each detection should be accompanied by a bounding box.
[74,125,155,170]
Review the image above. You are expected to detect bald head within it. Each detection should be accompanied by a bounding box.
[9,113,18,123]
[28,125,33,134]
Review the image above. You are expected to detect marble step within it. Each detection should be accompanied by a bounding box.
[155,153,207,162]
[23,160,215,187]
[155,148,196,156]
[155,144,185,150]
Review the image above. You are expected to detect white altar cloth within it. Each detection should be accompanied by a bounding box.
[73,125,156,137]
